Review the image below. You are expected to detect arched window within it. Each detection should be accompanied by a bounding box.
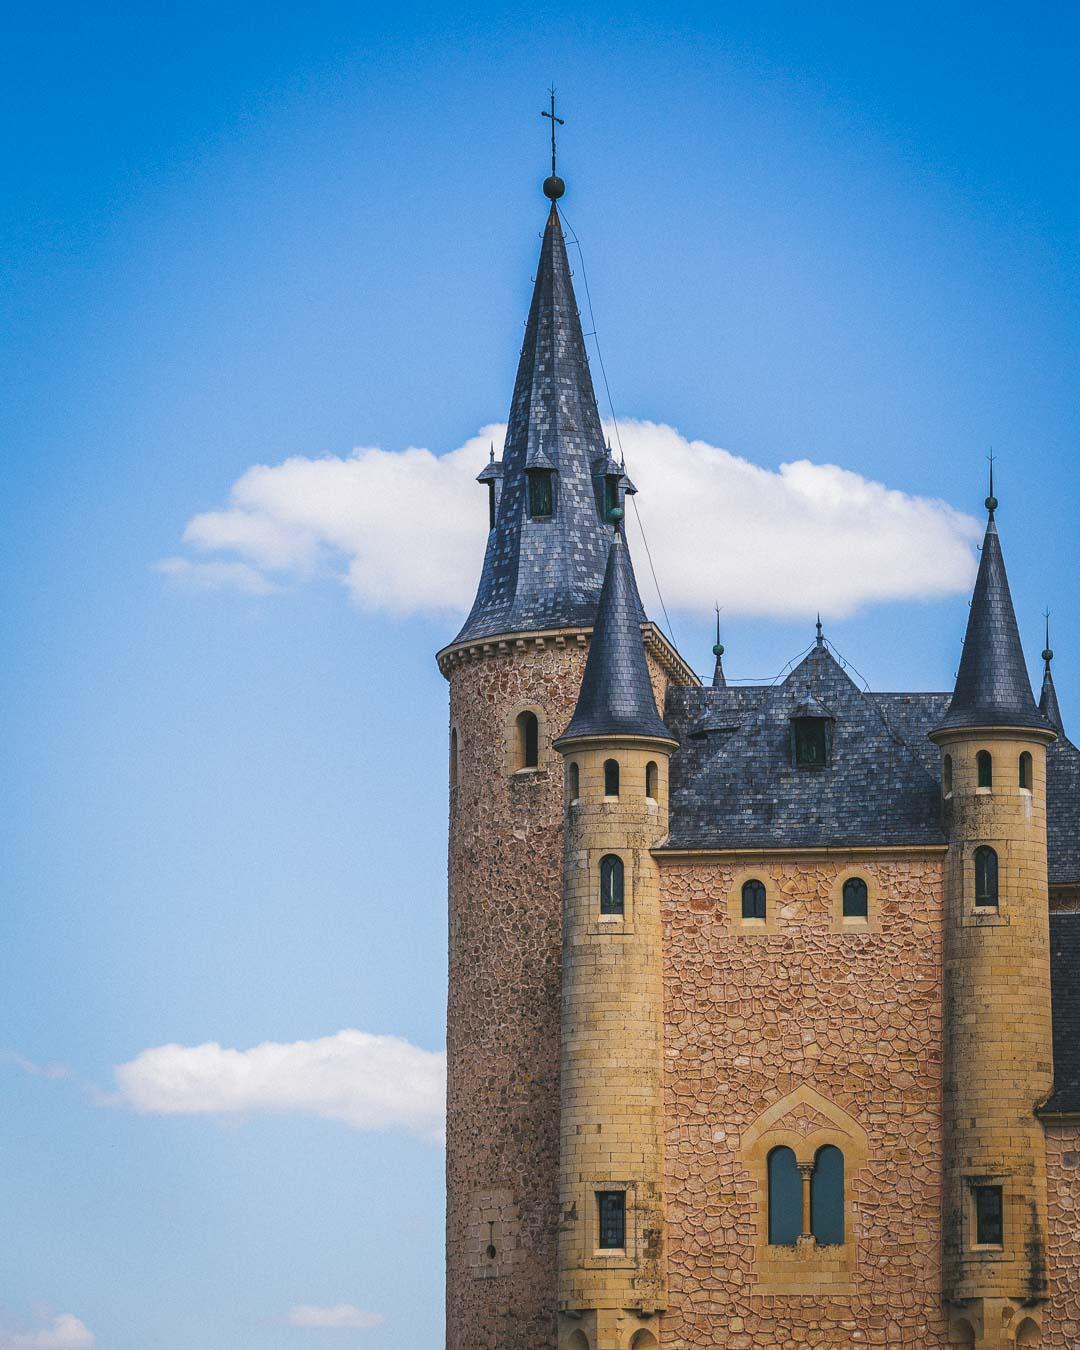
[943,754,953,797]
[568,761,580,802]
[600,855,624,916]
[645,760,658,800]
[742,878,767,920]
[449,728,459,789]
[630,1332,659,1350]
[842,877,868,919]
[567,1333,590,1350]
[516,711,539,769]
[1019,752,1032,791]
[811,1145,845,1245]
[604,758,620,797]
[974,845,999,907]
[977,750,993,789]
[767,1146,802,1246]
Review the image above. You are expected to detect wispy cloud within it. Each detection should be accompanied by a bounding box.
[288,1305,384,1330]
[109,1029,445,1142]
[155,556,281,595]
[162,419,980,619]
[0,1050,69,1081]
[0,1315,95,1350]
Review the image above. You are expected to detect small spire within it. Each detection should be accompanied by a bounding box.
[815,614,825,648]
[489,442,495,463]
[712,604,726,688]
[541,87,566,201]
[1040,610,1065,737]
[986,451,998,516]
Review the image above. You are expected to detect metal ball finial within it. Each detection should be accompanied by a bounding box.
[985,495,998,513]
[609,505,624,523]
[1043,648,1054,663]
[543,174,565,200]
[713,643,725,657]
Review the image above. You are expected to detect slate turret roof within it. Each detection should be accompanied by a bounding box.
[1041,656,1066,738]
[451,196,626,645]
[556,528,675,747]
[935,504,1050,734]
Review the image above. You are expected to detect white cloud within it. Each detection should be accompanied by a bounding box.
[109,1029,445,1142]
[163,419,980,619]
[288,1305,384,1330]
[0,1050,68,1080]
[155,556,281,595]
[0,1315,95,1350]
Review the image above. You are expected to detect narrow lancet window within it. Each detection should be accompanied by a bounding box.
[597,1190,626,1249]
[600,855,624,916]
[974,1185,1004,1246]
[516,711,539,769]
[604,758,620,797]
[527,469,554,519]
[943,754,953,797]
[842,877,868,919]
[974,845,999,907]
[645,761,658,800]
[811,1145,845,1245]
[977,750,993,789]
[742,878,767,920]
[1019,752,1032,791]
[568,761,580,802]
[450,728,459,789]
[767,1147,802,1246]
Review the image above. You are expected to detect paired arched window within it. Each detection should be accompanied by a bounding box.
[974,845,999,908]
[977,750,993,789]
[842,877,868,919]
[600,855,624,916]
[645,760,658,800]
[943,754,953,797]
[1019,752,1033,791]
[516,711,539,769]
[742,878,767,920]
[449,728,459,789]
[768,1144,845,1247]
[604,758,620,797]
[568,761,580,802]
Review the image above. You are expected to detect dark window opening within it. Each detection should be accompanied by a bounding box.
[604,758,620,797]
[597,1191,626,1249]
[943,754,953,797]
[486,482,496,530]
[1019,752,1032,791]
[527,470,554,519]
[794,717,828,767]
[645,761,658,800]
[977,750,993,789]
[811,1145,845,1245]
[767,1147,802,1246]
[842,877,868,919]
[600,855,625,916]
[568,761,580,802]
[516,711,539,769]
[741,878,767,921]
[974,845,999,908]
[974,1185,1003,1246]
[450,728,459,789]
[604,475,620,520]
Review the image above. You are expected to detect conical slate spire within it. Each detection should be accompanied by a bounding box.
[936,504,1047,733]
[1040,628,1066,737]
[556,528,675,745]
[452,200,629,645]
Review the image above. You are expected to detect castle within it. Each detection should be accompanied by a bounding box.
[436,161,1080,1349]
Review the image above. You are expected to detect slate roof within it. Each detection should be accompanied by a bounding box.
[936,510,1050,733]
[556,529,675,746]
[1041,660,1065,738]
[451,199,626,645]
[1044,913,1080,1114]
[1048,731,1080,886]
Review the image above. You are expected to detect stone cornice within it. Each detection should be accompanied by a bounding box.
[654,844,948,863]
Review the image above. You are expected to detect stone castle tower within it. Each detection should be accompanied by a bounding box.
[438,161,1080,1349]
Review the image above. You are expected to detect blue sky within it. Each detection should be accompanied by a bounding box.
[4,3,1078,1346]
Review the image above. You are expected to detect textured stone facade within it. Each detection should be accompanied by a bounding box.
[1044,1126,1080,1348]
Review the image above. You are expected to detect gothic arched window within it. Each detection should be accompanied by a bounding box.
[604,758,620,797]
[767,1146,802,1246]
[974,846,999,908]
[977,750,993,789]
[742,878,767,921]
[842,877,868,919]
[600,855,624,916]
[811,1145,845,1245]
[645,761,658,800]
[1019,752,1032,791]
[516,711,539,770]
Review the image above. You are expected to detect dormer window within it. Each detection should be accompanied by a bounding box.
[604,474,620,520]
[790,690,834,769]
[527,468,554,519]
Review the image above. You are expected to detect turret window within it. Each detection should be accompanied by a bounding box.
[450,728,459,789]
[599,854,624,916]
[568,761,580,802]
[516,711,539,770]
[977,750,993,789]
[1019,752,1032,791]
[527,469,554,519]
[842,877,868,919]
[597,1190,626,1249]
[742,878,767,921]
[974,845,999,908]
[974,1185,1003,1246]
[943,754,953,797]
[645,761,658,800]
[604,758,620,797]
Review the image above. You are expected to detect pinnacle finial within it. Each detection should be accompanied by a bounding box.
[489,441,495,463]
[815,613,825,647]
[712,603,724,658]
[986,452,998,515]
[541,87,566,200]
[1043,609,1054,665]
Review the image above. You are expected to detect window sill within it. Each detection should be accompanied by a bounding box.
[511,766,543,777]
[976,786,992,796]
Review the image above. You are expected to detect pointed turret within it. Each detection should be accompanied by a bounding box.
[711,608,726,688]
[557,526,675,747]
[1040,622,1065,737]
[935,495,1047,733]
[452,192,628,644]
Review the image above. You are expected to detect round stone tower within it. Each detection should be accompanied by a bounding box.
[931,494,1057,1349]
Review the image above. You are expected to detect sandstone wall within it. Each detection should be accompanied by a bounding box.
[1043,1125,1080,1348]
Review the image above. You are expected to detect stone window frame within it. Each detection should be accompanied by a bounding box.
[505,702,548,775]
[739,1085,869,1296]
[576,1178,638,1271]
[466,1187,520,1281]
[449,723,461,792]
[830,866,881,934]
[726,867,780,935]
[588,847,635,936]
[959,837,1009,929]
[963,1172,1009,1261]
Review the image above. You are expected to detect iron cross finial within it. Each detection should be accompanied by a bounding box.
[541,86,564,178]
